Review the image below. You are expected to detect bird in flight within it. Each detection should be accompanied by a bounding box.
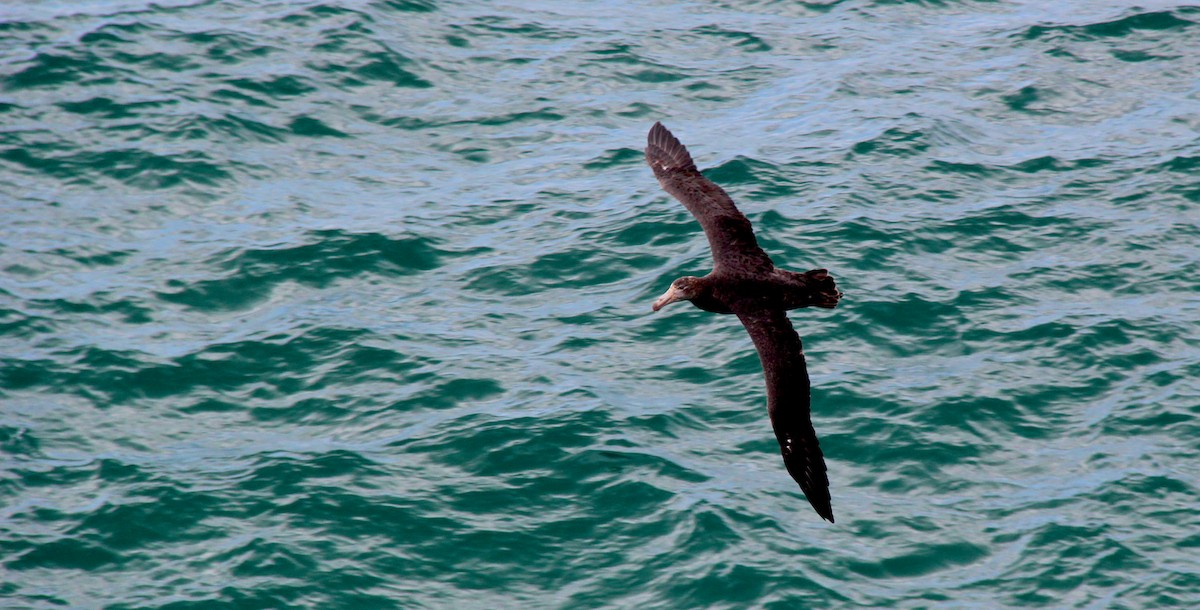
[646,122,843,522]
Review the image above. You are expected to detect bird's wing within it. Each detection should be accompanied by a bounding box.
[734,306,834,522]
[646,122,774,276]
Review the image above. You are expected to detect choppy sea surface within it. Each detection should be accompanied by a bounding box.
[3,0,1199,607]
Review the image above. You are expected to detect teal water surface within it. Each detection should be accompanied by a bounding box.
[2,1,1199,608]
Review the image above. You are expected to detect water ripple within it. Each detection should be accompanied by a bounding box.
[2,1,1199,608]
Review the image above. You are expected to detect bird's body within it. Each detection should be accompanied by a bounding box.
[645,122,842,522]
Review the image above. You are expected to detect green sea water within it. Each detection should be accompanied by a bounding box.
[2,0,1199,607]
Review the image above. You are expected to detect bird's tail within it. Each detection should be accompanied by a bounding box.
[804,269,842,309]
[645,122,698,174]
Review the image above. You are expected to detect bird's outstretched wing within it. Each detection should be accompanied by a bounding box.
[645,122,774,276]
[734,306,834,522]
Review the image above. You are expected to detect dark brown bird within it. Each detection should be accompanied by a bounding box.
[646,121,843,522]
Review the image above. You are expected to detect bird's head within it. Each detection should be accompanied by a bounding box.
[652,276,703,312]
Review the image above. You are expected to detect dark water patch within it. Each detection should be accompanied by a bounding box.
[249,394,374,424]
[2,50,128,90]
[6,538,121,571]
[927,160,997,176]
[0,19,47,38]
[278,3,372,30]
[1155,154,1200,173]
[623,69,689,84]
[75,346,226,402]
[172,30,278,64]
[373,0,438,12]
[16,327,400,404]
[427,478,676,594]
[941,205,1093,252]
[162,112,290,142]
[1107,387,1199,436]
[363,112,431,130]
[44,295,153,325]
[0,425,41,457]
[590,42,648,65]
[4,460,223,569]
[932,393,1054,442]
[1,357,57,391]
[853,431,985,492]
[1010,260,1147,294]
[211,537,392,607]
[669,363,726,386]
[616,101,656,118]
[1023,10,1196,41]
[210,86,273,107]
[158,230,442,311]
[111,49,199,72]
[304,9,429,89]
[1008,522,1152,605]
[592,479,675,523]
[177,397,240,414]
[564,447,708,485]
[394,377,505,412]
[463,195,556,228]
[226,75,316,99]
[951,285,1023,310]
[144,584,323,609]
[676,507,745,557]
[962,318,1075,353]
[229,537,320,579]
[606,212,693,250]
[0,147,230,189]
[77,485,224,549]
[868,0,968,6]
[1167,183,1200,204]
[844,294,967,357]
[1072,317,1158,357]
[56,96,173,119]
[1101,473,1194,507]
[583,144,648,170]
[36,242,127,267]
[275,491,462,569]
[345,50,433,89]
[746,173,807,202]
[819,217,916,271]
[476,108,564,127]
[847,541,989,578]
[626,409,714,440]
[289,116,347,137]
[466,14,574,40]
[244,450,386,494]
[1111,48,1179,62]
[434,139,490,163]
[464,247,660,296]
[670,561,768,607]
[1007,155,1108,173]
[702,157,769,187]
[445,527,561,590]
[12,458,102,490]
[78,21,153,46]
[849,127,929,158]
[447,414,595,479]
[692,25,772,52]
[0,301,56,341]
[922,392,1028,440]
[1001,85,1044,112]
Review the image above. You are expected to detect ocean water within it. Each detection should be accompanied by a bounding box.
[2,0,1199,607]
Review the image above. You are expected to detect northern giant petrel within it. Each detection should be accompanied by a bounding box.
[646,122,843,522]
